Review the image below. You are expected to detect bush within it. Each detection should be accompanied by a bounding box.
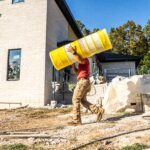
[121,143,149,150]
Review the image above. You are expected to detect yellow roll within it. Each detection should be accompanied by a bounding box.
[49,29,112,70]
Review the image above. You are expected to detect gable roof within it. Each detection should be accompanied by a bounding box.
[55,0,83,38]
[96,52,140,62]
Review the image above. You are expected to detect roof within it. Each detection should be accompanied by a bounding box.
[55,0,83,38]
[96,52,140,63]
[57,40,72,47]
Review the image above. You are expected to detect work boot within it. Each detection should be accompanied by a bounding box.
[96,107,105,122]
[67,120,82,126]
[67,115,81,126]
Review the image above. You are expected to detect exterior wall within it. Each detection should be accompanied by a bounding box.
[101,61,136,80]
[68,25,78,41]
[0,0,47,107]
[44,0,78,105]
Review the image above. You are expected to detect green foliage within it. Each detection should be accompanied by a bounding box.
[144,19,150,47]
[0,144,27,150]
[121,143,149,150]
[137,49,150,74]
[76,20,99,36]
[92,28,99,33]
[110,20,149,57]
[76,20,91,35]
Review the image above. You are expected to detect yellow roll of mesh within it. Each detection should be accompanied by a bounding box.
[49,28,112,70]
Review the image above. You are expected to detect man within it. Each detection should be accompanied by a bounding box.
[67,45,104,125]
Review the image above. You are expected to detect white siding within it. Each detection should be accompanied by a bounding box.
[0,0,47,107]
[0,0,78,107]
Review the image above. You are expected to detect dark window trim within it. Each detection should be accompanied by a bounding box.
[12,0,24,4]
[7,48,21,81]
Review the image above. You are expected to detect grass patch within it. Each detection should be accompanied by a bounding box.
[0,144,27,150]
[23,107,72,119]
[10,107,72,118]
[57,107,72,114]
[0,144,45,150]
[30,147,44,150]
[121,143,149,150]
[117,111,131,115]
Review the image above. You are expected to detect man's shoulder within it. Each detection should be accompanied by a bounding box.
[79,58,89,65]
[84,58,89,64]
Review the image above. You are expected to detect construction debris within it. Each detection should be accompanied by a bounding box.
[102,75,150,113]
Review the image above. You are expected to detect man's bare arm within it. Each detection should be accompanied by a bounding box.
[67,45,86,64]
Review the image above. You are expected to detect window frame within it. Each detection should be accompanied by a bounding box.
[7,48,22,81]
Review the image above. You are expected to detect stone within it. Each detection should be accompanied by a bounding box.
[103,75,150,113]
[60,104,68,108]
[125,108,136,113]
[28,137,35,145]
[104,140,112,145]
[142,112,150,119]
[96,145,103,150]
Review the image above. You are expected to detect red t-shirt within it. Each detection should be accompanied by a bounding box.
[77,58,90,80]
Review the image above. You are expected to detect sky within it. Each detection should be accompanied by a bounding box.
[66,0,150,32]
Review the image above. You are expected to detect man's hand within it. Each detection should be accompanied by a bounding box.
[67,45,76,54]
[67,45,86,64]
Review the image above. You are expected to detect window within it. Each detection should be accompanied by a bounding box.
[7,49,21,81]
[64,66,71,82]
[12,0,24,4]
[52,67,60,82]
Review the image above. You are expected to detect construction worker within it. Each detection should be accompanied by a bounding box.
[67,45,105,125]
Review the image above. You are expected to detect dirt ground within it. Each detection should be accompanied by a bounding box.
[0,107,150,150]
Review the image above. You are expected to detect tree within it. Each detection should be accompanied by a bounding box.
[92,28,99,33]
[138,49,150,74]
[110,21,149,57]
[138,20,150,74]
[144,19,150,48]
[76,20,91,36]
[76,20,100,36]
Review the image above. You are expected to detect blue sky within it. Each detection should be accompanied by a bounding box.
[66,0,150,32]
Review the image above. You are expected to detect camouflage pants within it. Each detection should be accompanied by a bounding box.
[72,78,100,122]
